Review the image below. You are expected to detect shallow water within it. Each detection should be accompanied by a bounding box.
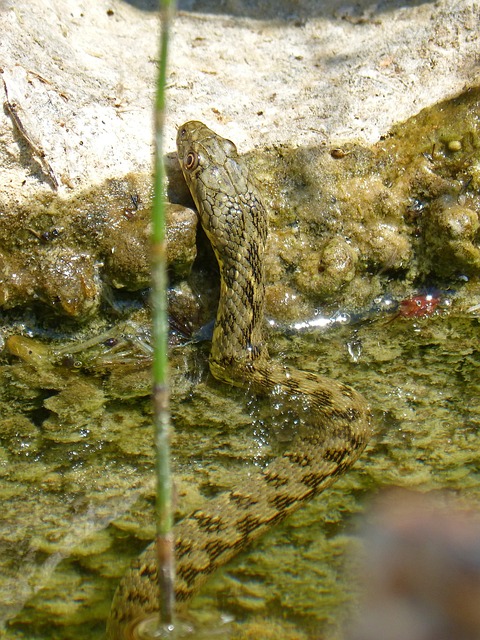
[1,307,479,640]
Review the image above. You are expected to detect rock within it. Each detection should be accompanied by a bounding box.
[1,0,478,198]
[0,175,197,318]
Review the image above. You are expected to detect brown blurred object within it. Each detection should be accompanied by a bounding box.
[348,489,480,640]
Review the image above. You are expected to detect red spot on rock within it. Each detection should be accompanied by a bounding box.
[399,294,440,318]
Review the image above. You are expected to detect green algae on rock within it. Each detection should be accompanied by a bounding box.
[1,87,478,325]
[0,174,197,319]
[247,86,480,314]
[424,199,480,277]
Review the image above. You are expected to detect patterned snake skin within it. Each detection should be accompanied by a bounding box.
[106,121,373,638]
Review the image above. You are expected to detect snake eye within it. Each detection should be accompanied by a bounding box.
[184,151,199,171]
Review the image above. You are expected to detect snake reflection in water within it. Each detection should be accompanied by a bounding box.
[106,121,374,638]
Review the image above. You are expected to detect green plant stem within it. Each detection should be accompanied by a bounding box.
[151,0,176,627]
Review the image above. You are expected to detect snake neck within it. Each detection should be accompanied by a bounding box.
[208,226,269,386]
[209,278,267,384]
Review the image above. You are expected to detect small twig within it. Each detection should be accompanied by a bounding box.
[2,75,59,190]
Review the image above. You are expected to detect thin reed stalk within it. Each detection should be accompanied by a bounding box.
[151,0,176,629]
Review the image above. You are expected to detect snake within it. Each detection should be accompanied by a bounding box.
[106,121,373,638]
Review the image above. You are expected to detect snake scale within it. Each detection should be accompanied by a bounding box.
[107,121,373,638]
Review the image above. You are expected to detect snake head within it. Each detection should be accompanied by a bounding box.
[176,121,239,188]
[176,121,263,254]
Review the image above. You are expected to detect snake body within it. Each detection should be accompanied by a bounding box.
[107,121,373,638]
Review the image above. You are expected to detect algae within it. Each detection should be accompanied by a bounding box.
[252,86,480,315]
[1,88,479,325]
[0,174,197,319]
[1,309,478,639]
[0,88,479,639]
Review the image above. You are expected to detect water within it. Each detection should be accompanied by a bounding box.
[0,308,478,640]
